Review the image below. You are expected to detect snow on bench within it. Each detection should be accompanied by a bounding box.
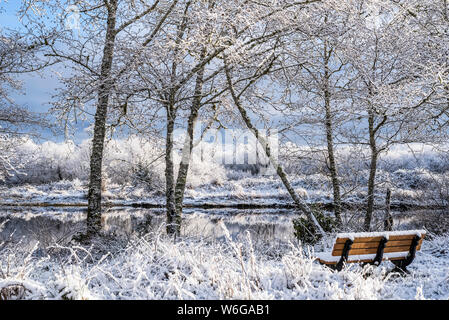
[315,229,426,272]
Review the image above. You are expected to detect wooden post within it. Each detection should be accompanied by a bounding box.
[384,188,393,231]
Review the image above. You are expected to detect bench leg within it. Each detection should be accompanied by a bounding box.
[391,235,420,274]
[391,265,411,275]
[333,239,353,271]
[371,236,388,266]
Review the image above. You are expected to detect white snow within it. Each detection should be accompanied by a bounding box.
[0,139,448,208]
[0,139,448,300]
[0,223,448,300]
[336,230,427,241]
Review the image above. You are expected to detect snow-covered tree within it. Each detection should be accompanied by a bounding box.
[271,2,356,225]
[0,3,52,181]
[335,0,441,230]
[22,0,178,238]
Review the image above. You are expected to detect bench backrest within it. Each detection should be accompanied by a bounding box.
[331,230,426,257]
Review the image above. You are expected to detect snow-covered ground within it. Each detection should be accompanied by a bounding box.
[0,170,446,208]
[0,220,448,300]
[0,208,448,300]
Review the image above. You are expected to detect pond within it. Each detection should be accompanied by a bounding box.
[4,206,447,244]
[0,206,445,250]
[0,207,300,249]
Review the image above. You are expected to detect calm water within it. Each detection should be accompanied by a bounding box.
[0,206,442,249]
[0,207,297,248]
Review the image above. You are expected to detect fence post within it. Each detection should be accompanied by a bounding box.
[384,188,393,231]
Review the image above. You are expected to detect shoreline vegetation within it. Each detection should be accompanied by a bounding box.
[0,201,446,211]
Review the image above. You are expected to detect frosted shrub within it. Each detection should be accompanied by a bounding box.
[293,210,337,244]
[1,136,227,192]
[103,136,165,188]
[130,161,164,192]
[184,153,226,188]
[6,139,90,184]
[0,241,49,300]
[0,135,29,183]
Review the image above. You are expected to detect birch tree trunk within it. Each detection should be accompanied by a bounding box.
[165,103,179,236]
[86,0,118,237]
[324,98,342,225]
[164,1,191,237]
[323,40,342,226]
[384,188,393,231]
[174,63,206,217]
[364,108,379,231]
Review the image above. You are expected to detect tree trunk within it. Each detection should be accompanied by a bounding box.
[324,102,342,225]
[384,188,393,231]
[364,110,378,231]
[86,0,118,238]
[165,104,179,236]
[164,1,191,237]
[174,63,206,216]
[323,40,342,226]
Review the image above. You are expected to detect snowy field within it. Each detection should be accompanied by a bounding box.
[1,168,448,208]
[2,0,449,303]
[0,208,448,300]
[0,221,448,300]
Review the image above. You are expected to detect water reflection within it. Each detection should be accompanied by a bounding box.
[0,207,297,248]
[0,206,442,250]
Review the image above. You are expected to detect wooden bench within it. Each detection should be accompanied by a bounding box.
[315,230,426,272]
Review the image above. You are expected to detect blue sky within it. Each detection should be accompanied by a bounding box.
[1,1,90,142]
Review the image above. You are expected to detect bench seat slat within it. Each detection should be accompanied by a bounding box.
[316,251,410,265]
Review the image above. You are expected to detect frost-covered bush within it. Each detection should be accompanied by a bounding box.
[380,144,449,174]
[1,136,227,191]
[0,134,29,183]
[392,168,436,190]
[279,142,328,175]
[103,136,165,189]
[293,209,337,244]
[6,139,90,184]
[183,152,226,188]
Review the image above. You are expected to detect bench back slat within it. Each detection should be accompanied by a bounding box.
[332,243,423,256]
[332,239,417,251]
[335,234,420,244]
[331,233,425,257]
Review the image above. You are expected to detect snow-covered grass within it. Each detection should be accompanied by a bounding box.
[0,169,446,207]
[0,221,448,300]
[1,138,449,207]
